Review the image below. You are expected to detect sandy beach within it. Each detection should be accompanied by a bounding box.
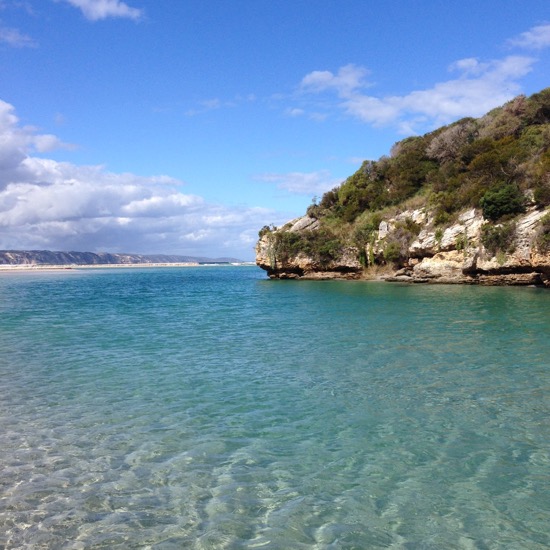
[0,262,201,272]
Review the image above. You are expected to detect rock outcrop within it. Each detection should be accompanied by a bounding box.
[256,217,362,279]
[255,88,550,285]
[256,88,550,286]
[256,207,550,286]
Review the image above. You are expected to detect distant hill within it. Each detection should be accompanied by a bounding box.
[0,250,244,265]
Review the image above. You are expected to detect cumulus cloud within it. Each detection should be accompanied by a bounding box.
[0,100,74,182]
[59,0,143,21]
[295,55,535,133]
[255,170,341,196]
[509,23,550,50]
[0,24,36,47]
[0,98,273,259]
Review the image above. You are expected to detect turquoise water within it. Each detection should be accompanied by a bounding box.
[0,266,549,549]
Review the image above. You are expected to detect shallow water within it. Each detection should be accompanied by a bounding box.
[0,266,549,548]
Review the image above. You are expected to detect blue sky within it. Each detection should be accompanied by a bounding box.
[1,0,549,260]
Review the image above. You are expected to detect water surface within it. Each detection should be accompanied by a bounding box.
[0,267,549,548]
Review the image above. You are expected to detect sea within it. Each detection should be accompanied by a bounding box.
[0,265,549,549]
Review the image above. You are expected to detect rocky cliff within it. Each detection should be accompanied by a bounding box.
[256,88,550,286]
[256,206,550,286]
[256,216,362,280]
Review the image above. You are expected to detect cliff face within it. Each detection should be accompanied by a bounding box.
[256,206,550,286]
[256,217,362,279]
[256,88,550,286]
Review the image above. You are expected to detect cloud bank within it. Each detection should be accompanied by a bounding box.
[292,24,550,134]
[296,56,535,133]
[0,99,271,259]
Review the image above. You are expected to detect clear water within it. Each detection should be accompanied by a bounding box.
[0,266,549,549]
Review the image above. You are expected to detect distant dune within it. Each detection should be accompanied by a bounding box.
[0,250,244,266]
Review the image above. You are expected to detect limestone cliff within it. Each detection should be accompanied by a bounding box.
[256,206,550,286]
[256,88,550,286]
[256,217,362,279]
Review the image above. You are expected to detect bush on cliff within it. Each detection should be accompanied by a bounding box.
[310,89,549,227]
[266,227,343,268]
[479,183,526,221]
[536,213,550,252]
[481,222,517,256]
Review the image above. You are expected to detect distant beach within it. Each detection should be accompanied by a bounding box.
[0,262,255,272]
[0,262,200,272]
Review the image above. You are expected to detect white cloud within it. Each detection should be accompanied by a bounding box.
[300,63,370,95]
[0,100,75,181]
[0,24,36,47]
[33,133,76,152]
[256,170,341,196]
[296,54,535,133]
[394,56,533,123]
[0,98,274,259]
[59,0,143,21]
[448,57,488,76]
[509,23,550,50]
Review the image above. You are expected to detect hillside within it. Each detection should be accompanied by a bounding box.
[256,87,550,286]
[0,251,243,266]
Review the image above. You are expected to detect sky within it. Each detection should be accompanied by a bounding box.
[0,1,549,260]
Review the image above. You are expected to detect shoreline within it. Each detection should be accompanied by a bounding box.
[0,262,255,272]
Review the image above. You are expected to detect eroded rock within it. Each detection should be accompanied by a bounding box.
[256,208,550,286]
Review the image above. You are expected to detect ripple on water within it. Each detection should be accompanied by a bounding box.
[0,269,549,548]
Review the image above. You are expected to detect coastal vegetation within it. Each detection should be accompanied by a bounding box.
[259,88,550,275]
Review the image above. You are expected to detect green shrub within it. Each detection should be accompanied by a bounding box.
[312,229,342,266]
[533,182,550,207]
[481,222,516,255]
[306,203,321,219]
[383,241,402,264]
[271,227,343,267]
[479,184,525,221]
[536,213,550,252]
[272,231,304,262]
[433,209,451,226]
[532,150,550,207]
[352,211,382,246]
[455,232,468,251]
[258,225,275,238]
[397,217,422,236]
